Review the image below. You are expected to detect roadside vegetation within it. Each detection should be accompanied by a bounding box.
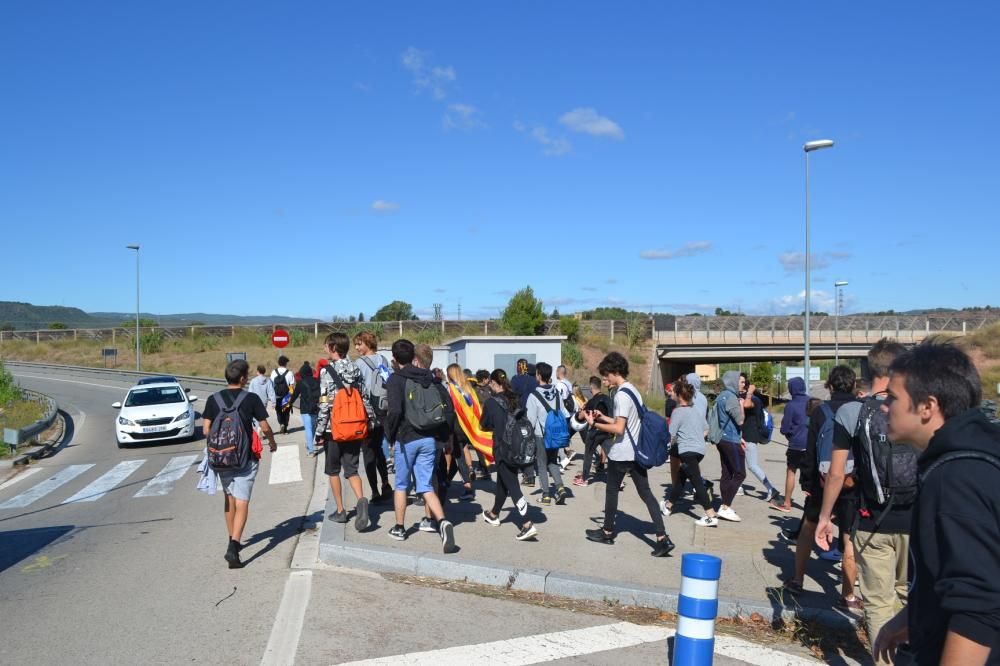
[0,360,44,438]
[958,321,1000,400]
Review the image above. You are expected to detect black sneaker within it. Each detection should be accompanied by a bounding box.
[328,510,349,523]
[224,542,244,569]
[522,477,536,488]
[651,536,676,558]
[354,498,370,532]
[555,486,568,505]
[515,524,538,541]
[414,495,425,507]
[538,494,553,505]
[388,525,407,541]
[585,528,614,545]
[419,517,438,533]
[778,527,800,543]
[440,520,457,554]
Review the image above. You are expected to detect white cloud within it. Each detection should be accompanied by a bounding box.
[778,251,851,273]
[531,126,572,156]
[559,107,624,140]
[401,47,455,100]
[371,200,400,213]
[640,241,713,260]
[443,103,486,131]
[765,289,858,314]
[433,288,447,294]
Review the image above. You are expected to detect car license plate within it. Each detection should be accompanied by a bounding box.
[142,426,167,433]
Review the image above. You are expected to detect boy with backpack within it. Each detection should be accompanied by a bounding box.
[783,365,861,611]
[315,332,373,532]
[202,359,277,569]
[815,340,915,660]
[384,338,458,554]
[873,341,1000,665]
[583,352,674,557]
[353,331,392,504]
[527,362,571,505]
[271,355,295,434]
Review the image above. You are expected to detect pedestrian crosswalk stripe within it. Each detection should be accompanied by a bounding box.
[0,467,42,492]
[134,455,198,497]
[269,446,303,485]
[0,465,95,509]
[62,460,145,504]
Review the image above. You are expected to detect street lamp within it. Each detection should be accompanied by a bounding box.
[126,244,140,371]
[834,280,848,364]
[803,139,834,386]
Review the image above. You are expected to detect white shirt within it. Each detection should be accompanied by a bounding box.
[271,367,295,389]
[608,382,642,461]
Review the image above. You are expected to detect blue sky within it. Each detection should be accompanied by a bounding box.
[2,2,998,320]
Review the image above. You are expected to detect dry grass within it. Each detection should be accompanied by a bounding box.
[0,399,44,431]
[959,322,1000,399]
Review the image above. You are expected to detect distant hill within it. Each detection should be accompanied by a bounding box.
[0,301,318,330]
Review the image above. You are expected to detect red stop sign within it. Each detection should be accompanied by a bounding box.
[271,329,290,348]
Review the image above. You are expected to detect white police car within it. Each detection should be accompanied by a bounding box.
[112,382,198,447]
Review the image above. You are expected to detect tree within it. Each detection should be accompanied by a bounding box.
[750,362,776,395]
[501,286,545,335]
[358,312,365,322]
[0,323,14,332]
[373,300,415,321]
[714,307,743,316]
[558,316,579,342]
[349,315,357,323]
[48,322,68,329]
[550,307,561,318]
[122,318,158,328]
[798,310,830,316]
[582,306,628,320]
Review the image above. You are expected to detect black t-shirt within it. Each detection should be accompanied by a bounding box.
[202,388,269,436]
[741,394,767,444]
[664,396,678,420]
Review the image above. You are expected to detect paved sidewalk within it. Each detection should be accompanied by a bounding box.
[319,421,864,634]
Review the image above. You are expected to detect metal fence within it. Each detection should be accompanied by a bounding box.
[3,388,59,447]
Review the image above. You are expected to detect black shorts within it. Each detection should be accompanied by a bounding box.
[786,449,807,470]
[803,490,859,535]
[324,438,361,478]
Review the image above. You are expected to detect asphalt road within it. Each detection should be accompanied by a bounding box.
[0,363,843,665]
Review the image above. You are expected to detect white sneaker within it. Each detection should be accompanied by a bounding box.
[717,506,742,522]
[560,456,572,471]
[694,515,718,527]
[659,499,672,517]
[736,486,745,496]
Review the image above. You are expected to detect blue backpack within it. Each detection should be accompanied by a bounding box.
[761,408,774,442]
[533,389,571,450]
[619,388,670,469]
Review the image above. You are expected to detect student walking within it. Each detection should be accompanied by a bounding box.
[290,361,319,455]
[777,376,810,512]
[709,371,747,522]
[271,355,295,434]
[353,331,392,503]
[202,359,278,569]
[583,352,675,557]
[479,369,538,541]
[248,364,276,410]
[659,376,717,526]
[526,362,570,505]
[572,375,612,486]
[315,333,372,532]
[739,373,782,505]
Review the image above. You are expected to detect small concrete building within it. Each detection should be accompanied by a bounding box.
[440,336,566,376]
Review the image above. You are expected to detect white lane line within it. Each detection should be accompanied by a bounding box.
[62,460,146,504]
[9,374,129,391]
[268,446,302,485]
[334,621,671,666]
[260,570,313,666]
[0,465,95,509]
[0,467,42,492]
[713,634,817,665]
[134,455,198,497]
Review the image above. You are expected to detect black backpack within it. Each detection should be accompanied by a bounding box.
[273,368,290,396]
[207,392,252,471]
[404,379,453,432]
[852,395,919,549]
[493,396,536,467]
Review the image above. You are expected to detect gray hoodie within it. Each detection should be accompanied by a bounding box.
[686,372,709,420]
[526,384,571,437]
[717,370,745,442]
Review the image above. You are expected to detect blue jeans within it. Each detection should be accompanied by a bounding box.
[301,413,316,453]
[394,437,436,494]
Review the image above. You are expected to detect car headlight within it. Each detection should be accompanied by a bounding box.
[172,410,191,423]
[118,416,136,426]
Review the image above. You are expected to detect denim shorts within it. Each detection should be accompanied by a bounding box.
[393,437,436,494]
[218,459,259,501]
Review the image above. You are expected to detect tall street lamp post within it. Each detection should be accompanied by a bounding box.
[803,139,834,385]
[126,244,141,371]
[834,280,848,364]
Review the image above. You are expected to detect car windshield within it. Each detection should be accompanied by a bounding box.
[124,386,186,407]
[137,376,177,385]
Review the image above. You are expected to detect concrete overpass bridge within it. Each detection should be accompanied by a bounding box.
[651,313,998,388]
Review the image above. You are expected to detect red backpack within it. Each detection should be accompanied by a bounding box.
[325,366,369,442]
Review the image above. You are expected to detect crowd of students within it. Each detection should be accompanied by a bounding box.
[204,332,1000,664]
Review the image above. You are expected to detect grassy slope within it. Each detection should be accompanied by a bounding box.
[959,322,1000,400]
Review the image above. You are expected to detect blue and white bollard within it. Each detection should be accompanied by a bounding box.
[673,553,722,666]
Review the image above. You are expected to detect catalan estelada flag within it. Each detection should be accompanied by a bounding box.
[446,383,493,464]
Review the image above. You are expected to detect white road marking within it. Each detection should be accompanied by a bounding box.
[712,634,817,665]
[334,621,671,666]
[0,467,42,492]
[0,465,95,509]
[62,460,145,504]
[134,455,198,497]
[260,570,313,666]
[268,446,302,485]
[9,374,128,391]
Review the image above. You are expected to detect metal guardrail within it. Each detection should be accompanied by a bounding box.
[3,360,227,387]
[3,388,59,447]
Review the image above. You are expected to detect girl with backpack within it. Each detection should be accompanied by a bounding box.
[478,369,538,542]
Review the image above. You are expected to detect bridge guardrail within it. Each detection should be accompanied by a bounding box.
[3,388,59,448]
[3,360,227,387]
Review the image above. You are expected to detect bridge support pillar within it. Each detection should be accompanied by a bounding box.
[659,358,697,391]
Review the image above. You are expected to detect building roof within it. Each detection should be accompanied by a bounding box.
[441,335,567,346]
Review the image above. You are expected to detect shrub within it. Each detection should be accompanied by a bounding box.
[559,316,579,343]
[290,329,311,347]
[0,361,21,404]
[628,352,646,366]
[562,342,583,369]
[140,330,165,355]
[500,286,545,335]
[48,322,68,330]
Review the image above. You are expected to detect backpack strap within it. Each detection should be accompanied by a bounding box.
[618,387,643,457]
[920,451,1000,483]
[324,363,345,389]
[533,389,554,413]
[619,387,643,416]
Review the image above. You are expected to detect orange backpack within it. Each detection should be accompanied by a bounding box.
[325,366,369,442]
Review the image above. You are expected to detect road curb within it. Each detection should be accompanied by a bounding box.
[316,505,857,630]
